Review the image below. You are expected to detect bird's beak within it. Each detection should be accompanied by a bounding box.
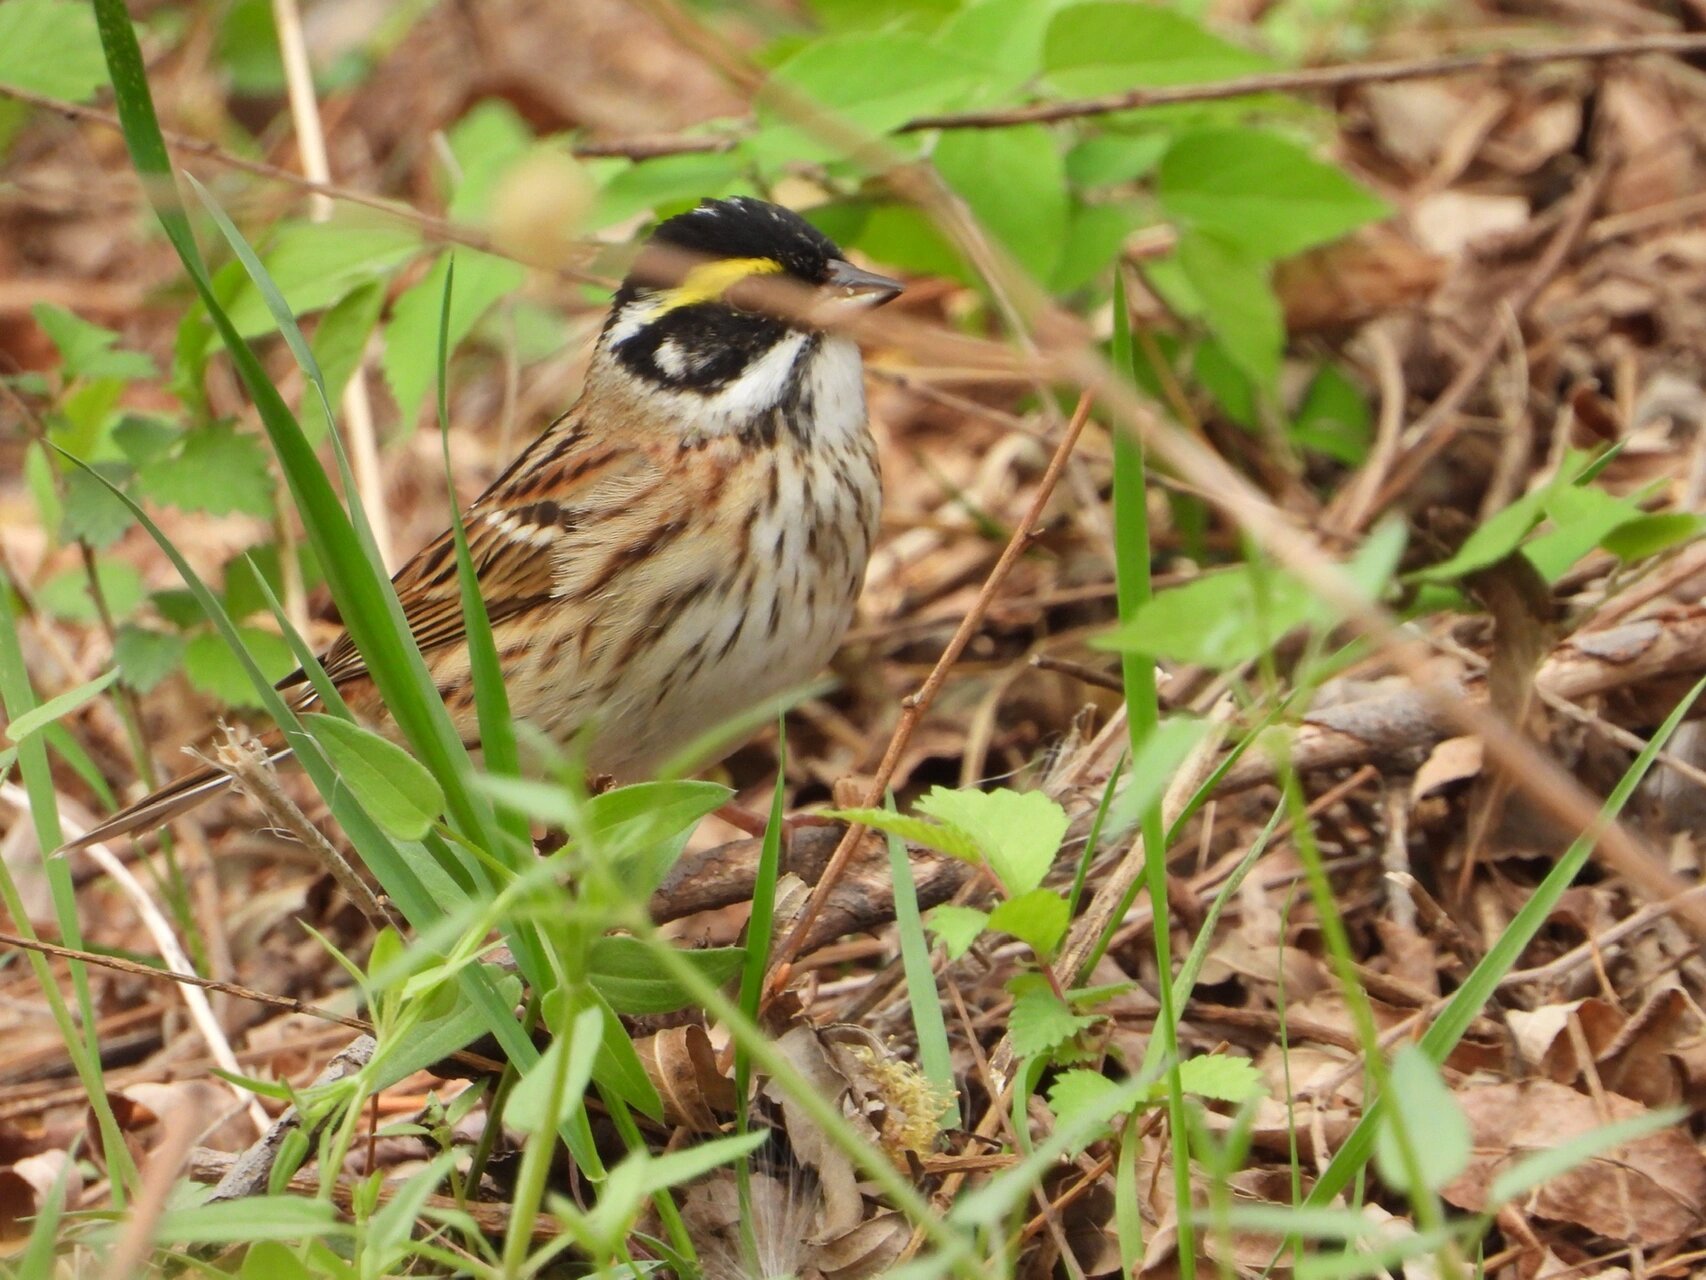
[826,259,904,307]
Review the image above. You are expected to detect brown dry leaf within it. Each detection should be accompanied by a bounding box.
[1412,735,1485,800]
[634,1024,734,1132]
[0,1151,79,1245]
[1597,987,1696,1109]
[1507,998,1625,1083]
[1442,1080,1706,1247]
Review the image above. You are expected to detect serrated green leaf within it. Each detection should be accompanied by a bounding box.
[112,624,185,693]
[914,786,1070,894]
[60,463,135,548]
[183,626,295,708]
[1043,2,1269,97]
[1176,1052,1264,1103]
[823,806,982,862]
[383,250,522,427]
[1009,974,1101,1058]
[35,558,144,624]
[1158,128,1387,261]
[136,424,274,517]
[935,125,1069,282]
[927,904,988,959]
[0,0,107,101]
[223,220,420,337]
[111,414,179,467]
[32,304,157,380]
[1047,1068,1122,1120]
[304,713,445,840]
[5,668,118,744]
[1600,512,1706,562]
[589,936,745,1014]
[987,887,1070,957]
[1374,1044,1469,1196]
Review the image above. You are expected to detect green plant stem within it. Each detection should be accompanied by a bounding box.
[1110,269,1195,1278]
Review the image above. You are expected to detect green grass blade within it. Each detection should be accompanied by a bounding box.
[1110,268,1195,1275]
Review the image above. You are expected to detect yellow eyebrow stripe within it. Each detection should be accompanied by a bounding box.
[652,256,784,315]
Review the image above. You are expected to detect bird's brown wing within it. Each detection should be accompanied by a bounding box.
[285,417,647,693]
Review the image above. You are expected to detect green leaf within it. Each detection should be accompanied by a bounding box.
[443,99,535,223]
[1047,1068,1123,1120]
[756,33,980,166]
[1373,1044,1470,1195]
[938,0,1061,100]
[934,125,1069,282]
[589,150,749,231]
[1051,198,1148,294]
[222,220,420,337]
[135,424,274,517]
[1173,228,1282,388]
[928,904,988,959]
[1525,482,1643,582]
[1292,363,1372,464]
[111,414,179,467]
[1043,2,1269,97]
[1066,133,1170,188]
[1600,512,1706,562]
[32,304,157,380]
[1098,519,1405,667]
[589,936,745,1014]
[60,463,135,548]
[987,887,1070,957]
[1176,1052,1264,1103]
[304,713,445,841]
[1008,973,1100,1058]
[1158,128,1387,261]
[113,624,185,693]
[915,786,1072,894]
[0,0,107,100]
[183,626,295,708]
[216,0,286,96]
[143,1197,347,1246]
[508,1003,604,1136]
[383,250,522,427]
[302,281,384,443]
[823,806,982,863]
[35,558,144,624]
[805,0,959,34]
[4,668,118,744]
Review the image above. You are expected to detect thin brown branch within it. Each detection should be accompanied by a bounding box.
[765,392,1096,993]
[0,930,507,1074]
[900,32,1706,131]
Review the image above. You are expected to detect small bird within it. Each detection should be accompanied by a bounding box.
[66,196,902,851]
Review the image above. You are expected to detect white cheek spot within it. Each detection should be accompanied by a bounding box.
[654,339,690,379]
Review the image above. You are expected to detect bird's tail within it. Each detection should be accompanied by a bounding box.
[57,738,295,853]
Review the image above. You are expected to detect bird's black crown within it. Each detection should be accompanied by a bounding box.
[648,196,842,285]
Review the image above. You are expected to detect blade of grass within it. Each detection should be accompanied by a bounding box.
[1110,268,1194,1275]
[885,790,957,1118]
[0,578,134,1196]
